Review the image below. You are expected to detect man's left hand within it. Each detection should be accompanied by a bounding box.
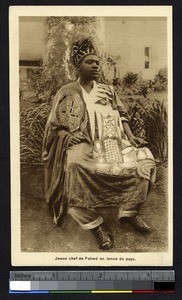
[128,135,148,148]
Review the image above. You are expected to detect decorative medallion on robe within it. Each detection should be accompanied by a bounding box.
[57,91,84,132]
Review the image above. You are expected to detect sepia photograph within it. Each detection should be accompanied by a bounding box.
[10,6,172,266]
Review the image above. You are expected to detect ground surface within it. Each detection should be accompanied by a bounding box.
[21,162,168,253]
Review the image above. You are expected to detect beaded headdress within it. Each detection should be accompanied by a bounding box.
[72,39,97,66]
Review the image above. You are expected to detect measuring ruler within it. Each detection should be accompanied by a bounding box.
[9,270,175,294]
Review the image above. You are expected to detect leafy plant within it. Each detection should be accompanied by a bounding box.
[42,16,107,102]
[129,100,168,161]
[19,67,45,103]
[153,68,168,91]
[121,72,152,98]
[138,80,150,98]
[122,72,139,88]
[20,103,50,163]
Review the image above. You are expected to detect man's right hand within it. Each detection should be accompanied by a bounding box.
[69,132,85,146]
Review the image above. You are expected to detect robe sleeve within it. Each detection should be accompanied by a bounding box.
[109,85,130,122]
[42,88,86,225]
[42,89,85,160]
[115,93,130,122]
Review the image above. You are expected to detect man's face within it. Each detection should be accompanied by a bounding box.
[78,54,100,80]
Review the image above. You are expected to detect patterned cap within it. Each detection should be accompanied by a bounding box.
[72,39,97,66]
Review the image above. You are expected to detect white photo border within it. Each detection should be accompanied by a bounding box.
[10,5,173,266]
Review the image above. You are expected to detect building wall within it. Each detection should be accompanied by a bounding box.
[19,17,46,61]
[102,17,167,80]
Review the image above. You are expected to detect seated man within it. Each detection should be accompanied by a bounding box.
[42,39,156,250]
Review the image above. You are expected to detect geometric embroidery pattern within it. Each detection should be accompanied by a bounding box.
[57,91,84,132]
